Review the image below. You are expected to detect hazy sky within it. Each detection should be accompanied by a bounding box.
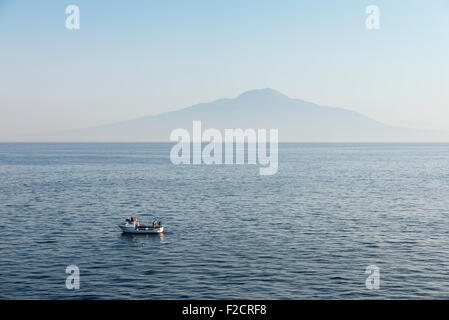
[1,0,448,139]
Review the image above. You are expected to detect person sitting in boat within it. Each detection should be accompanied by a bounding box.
[152,220,156,228]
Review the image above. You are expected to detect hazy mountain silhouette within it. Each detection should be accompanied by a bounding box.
[24,88,449,142]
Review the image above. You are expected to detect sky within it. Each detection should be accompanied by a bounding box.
[0,0,448,139]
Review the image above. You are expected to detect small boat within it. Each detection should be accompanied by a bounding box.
[119,216,164,234]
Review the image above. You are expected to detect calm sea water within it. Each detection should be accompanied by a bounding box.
[1,143,449,299]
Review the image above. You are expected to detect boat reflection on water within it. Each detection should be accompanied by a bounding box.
[120,232,165,246]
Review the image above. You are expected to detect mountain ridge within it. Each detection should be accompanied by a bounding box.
[11,89,449,142]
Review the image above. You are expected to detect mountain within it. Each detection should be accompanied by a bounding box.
[22,88,449,142]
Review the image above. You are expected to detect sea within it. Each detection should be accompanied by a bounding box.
[1,142,449,299]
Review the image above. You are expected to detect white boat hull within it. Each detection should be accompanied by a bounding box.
[119,224,163,234]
